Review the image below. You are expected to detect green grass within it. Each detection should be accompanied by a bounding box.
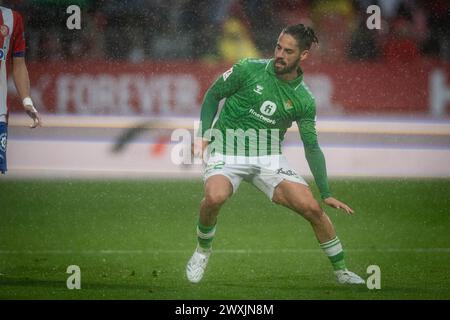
[0,178,449,299]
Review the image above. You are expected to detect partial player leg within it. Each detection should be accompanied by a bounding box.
[199,174,233,228]
[272,180,364,284]
[0,122,8,174]
[273,180,335,242]
[186,174,234,283]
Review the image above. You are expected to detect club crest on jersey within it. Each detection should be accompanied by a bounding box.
[283,100,293,110]
[0,48,5,61]
[0,25,9,37]
[260,100,277,116]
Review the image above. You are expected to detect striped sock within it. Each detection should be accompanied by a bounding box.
[320,236,346,271]
[197,221,216,251]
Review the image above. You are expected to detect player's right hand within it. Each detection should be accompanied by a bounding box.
[191,138,209,161]
[24,104,42,129]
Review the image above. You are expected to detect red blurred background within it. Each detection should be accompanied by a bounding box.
[3,0,450,118]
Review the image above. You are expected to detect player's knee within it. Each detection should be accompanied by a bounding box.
[204,191,229,208]
[299,202,323,224]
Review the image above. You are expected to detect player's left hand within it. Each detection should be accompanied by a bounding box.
[24,104,42,128]
[323,197,354,215]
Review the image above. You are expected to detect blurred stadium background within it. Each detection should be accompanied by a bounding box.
[1,0,450,301]
[2,0,450,178]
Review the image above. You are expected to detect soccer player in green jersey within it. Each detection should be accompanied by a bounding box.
[186,24,365,285]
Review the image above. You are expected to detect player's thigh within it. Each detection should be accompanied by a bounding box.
[272,179,321,214]
[204,174,234,205]
[203,155,246,202]
[250,158,309,202]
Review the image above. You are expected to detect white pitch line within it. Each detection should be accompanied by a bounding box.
[0,248,450,255]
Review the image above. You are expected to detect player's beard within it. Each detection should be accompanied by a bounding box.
[274,57,300,75]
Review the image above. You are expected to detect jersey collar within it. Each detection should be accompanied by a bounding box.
[266,59,304,88]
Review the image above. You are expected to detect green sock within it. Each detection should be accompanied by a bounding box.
[320,236,346,271]
[197,221,216,251]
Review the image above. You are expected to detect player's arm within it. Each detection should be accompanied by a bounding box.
[199,60,246,137]
[194,60,247,156]
[12,57,41,128]
[11,11,41,128]
[297,104,354,214]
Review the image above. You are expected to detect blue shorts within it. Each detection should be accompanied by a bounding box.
[0,122,7,174]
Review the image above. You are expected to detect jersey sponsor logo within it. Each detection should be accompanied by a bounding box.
[260,101,277,116]
[222,67,233,81]
[249,109,276,125]
[0,133,7,152]
[0,25,9,37]
[253,85,264,95]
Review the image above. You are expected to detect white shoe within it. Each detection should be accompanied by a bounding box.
[335,269,365,284]
[186,247,211,283]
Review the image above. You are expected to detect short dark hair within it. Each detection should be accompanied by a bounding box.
[282,24,319,51]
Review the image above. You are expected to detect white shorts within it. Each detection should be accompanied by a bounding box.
[203,153,308,200]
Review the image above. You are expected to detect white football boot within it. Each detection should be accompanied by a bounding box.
[186,246,211,283]
[335,269,365,284]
